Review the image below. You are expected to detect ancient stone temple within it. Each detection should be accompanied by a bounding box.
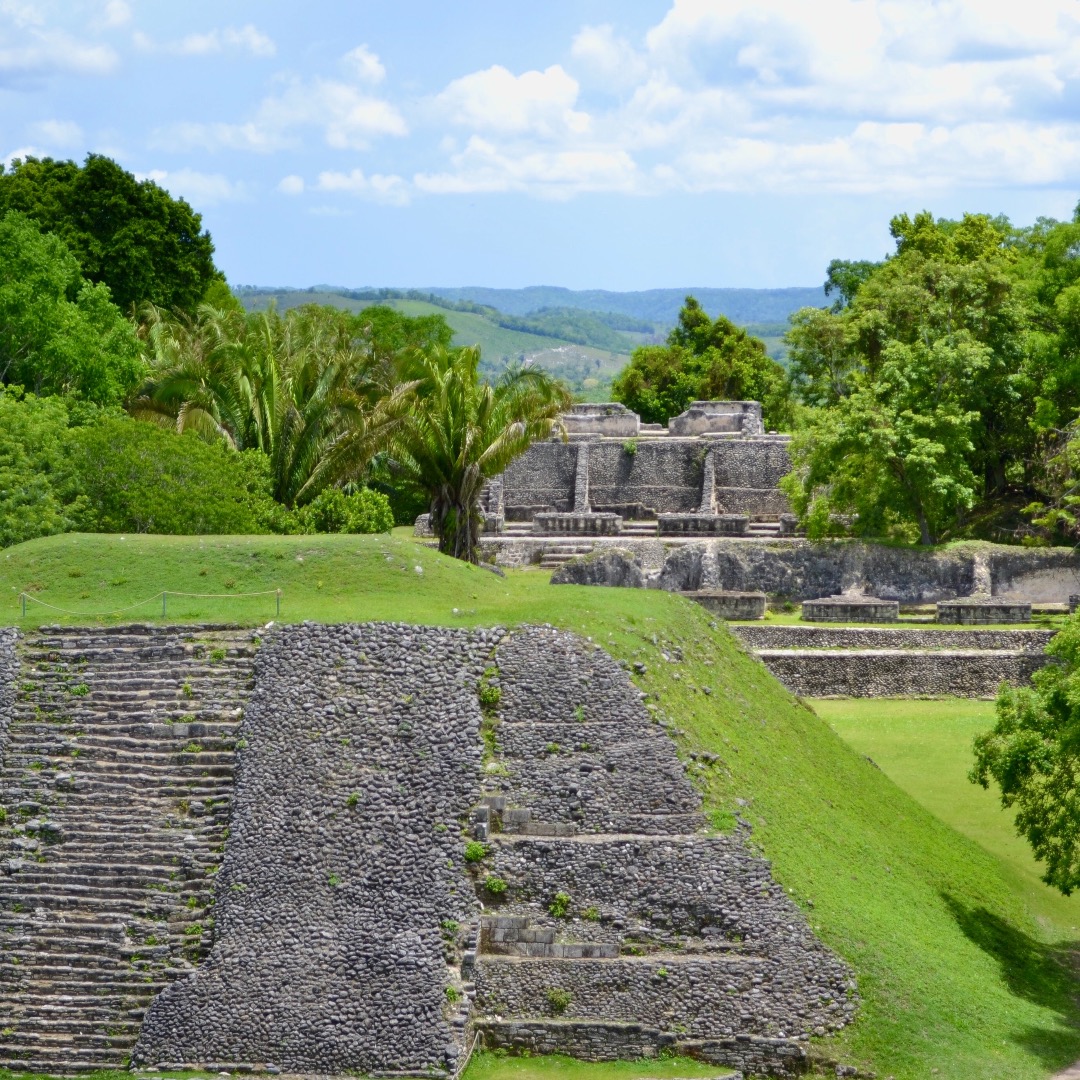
[491,401,792,539]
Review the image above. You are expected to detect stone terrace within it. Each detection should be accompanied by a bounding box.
[472,628,855,1076]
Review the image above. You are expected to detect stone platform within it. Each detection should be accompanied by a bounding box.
[658,513,749,536]
[802,595,899,623]
[532,512,622,536]
[936,598,1032,624]
[683,590,767,620]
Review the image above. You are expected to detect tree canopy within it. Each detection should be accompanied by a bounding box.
[783,208,1080,544]
[972,617,1080,895]
[0,154,219,313]
[612,296,791,429]
[0,210,143,405]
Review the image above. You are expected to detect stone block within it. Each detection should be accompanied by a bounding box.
[683,590,767,620]
[802,595,899,622]
[657,513,749,536]
[532,512,622,536]
[668,400,764,436]
[937,599,1032,624]
[413,513,433,537]
[560,403,640,437]
[1070,594,1078,614]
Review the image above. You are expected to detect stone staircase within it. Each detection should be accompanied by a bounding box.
[0,624,257,1074]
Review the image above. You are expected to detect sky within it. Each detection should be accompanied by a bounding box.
[3,0,1080,291]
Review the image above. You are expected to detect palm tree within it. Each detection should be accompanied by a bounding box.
[394,346,570,561]
[132,303,414,507]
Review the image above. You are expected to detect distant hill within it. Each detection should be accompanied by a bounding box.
[234,284,828,400]
[421,286,827,324]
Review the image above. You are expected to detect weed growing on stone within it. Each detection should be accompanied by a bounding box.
[545,987,571,1014]
[464,841,489,863]
[484,875,507,896]
[547,892,571,918]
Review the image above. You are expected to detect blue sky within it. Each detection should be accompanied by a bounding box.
[3,0,1080,290]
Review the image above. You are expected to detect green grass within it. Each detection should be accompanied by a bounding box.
[2,531,1079,1078]
[463,1054,733,1080]
[814,698,1080,938]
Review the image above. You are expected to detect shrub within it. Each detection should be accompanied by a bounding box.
[545,987,571,1014]
[484,875,508,896]
[296,486,393,535]
[622,438,638,456]
[464,840,489,863]
[478,683,502,709]
[68,418,288,536]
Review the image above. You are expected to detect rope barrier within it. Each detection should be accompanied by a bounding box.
[18,591,280,617]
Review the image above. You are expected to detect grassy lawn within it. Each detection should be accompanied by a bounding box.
[463,1055,734,1080]
[2,532,1079,1079]
[813,699,1080,939]
[0,1057,734,1080]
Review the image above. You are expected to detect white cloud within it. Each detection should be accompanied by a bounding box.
[156,44,406,154]
[101,1,130,29]
[135,24,275,58]
[141,168,246,206]
[2,143,45,168]
[343,44,385,84]
[32,118,82,146]
[316,168,409,204]
[434,64,591,137]
[0,25,117,80]
[414,136,638,199]
[278,174,305,195]
[570,25,647,90]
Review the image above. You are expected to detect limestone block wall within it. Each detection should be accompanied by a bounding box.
[758,649,1050,698]
[500,438,793,521]
[134,623,503,1076]
[655,540,1080,604]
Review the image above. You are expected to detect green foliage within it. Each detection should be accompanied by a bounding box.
[0,211,142,404]
[68,417,289,536]
[296,487,393,535]
[478,682,502,710]
[393,345,570,561]
[786,208,1080,544]
[971,617,1080,894]
[0,389,82,548]
[483,875,508,896]
[464,840,489,863]
[621,438,638,456]
[613,296,791,429]
[544,987,571,1014]
[547,891,571,918]
[134,302,415,509]
[0,154,219,313]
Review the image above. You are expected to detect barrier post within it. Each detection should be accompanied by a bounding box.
[162,592,167,619]
[20,592,26,619]
[276,589,281,618]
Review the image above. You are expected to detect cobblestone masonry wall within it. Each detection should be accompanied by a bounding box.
[134,623,503,1076]
[0,628,15,754]
[473,628,855,1075]
[758,650,1050,698]
[732,626,1056,652]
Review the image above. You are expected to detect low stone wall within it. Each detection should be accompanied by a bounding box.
[732,626,1056,652]
[686,591,767,620]
[478,1019,676,1062]
[757,649,1051,698]
[533,512,622,536]
[134,623,502,1076]
[937,599,1031,624]
[803,597,898,622]
[659,513,748,536]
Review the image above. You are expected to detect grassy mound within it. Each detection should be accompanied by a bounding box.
[1,532,1078,1078]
